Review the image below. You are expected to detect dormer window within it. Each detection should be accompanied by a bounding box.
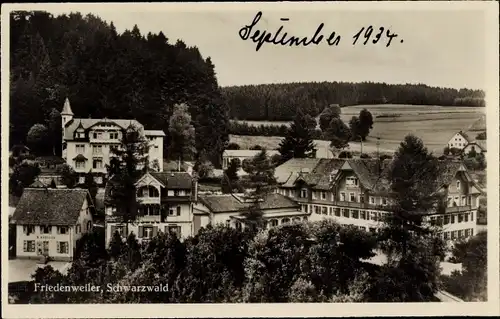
[346,176,359,187]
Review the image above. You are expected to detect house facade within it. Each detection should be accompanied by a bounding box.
[447,131,472,150]
[104,171,197,247]
[61,98,165,185]
[193,193,306,233]
[274,158,483,241]
[10,188,95,261]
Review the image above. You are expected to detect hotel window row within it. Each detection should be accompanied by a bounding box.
[442,228,474,240]
[309,204,388,221]
[23,225,69,235]
[429,212,474,226]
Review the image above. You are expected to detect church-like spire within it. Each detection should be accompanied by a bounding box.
[61,97,74,115]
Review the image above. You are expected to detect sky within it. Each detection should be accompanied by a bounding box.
[41,4,488,90]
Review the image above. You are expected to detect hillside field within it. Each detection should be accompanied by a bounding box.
[230,104,485,157]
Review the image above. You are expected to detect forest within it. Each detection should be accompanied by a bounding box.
[9,11,229,164]
[222,82,485,121]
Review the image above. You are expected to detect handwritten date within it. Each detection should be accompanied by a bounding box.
[352,26,401,47]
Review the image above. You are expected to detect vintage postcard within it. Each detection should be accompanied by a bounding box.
[1,1,499,318]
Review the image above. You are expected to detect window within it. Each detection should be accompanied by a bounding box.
[41,226,51,234]
[176,206,181,216]
[360,211,367,220]
[271,219,279,227]
[94,176,103,184]
[444,215,450,225]
[349,193,355,202]
[461,196,466,206]
[456,181,461,190]
[78,176,85,184]
[75,224,81,234]
[340,193,346,201]
[92,145,103,154]
[329,207,333,216]
[451,215,455,224]
[359,194,364,203]
[93,159,103,169]
[315,206,320,214]
[451,231,457,239]
[301,205,308,213]
[444,232,450,240]
[334,208,340,216]
[321,207,327,215]
[87,221,92,231]
[142,226,154,239]
[235,222,242,231]
[352,210,359,219]
[321,192,326,200]
[342,209,349,218]
[470,212,474,221]
[167,225,181,235]
[370,197,375,204]
[346,176,358,187]
[57,226,68,234]
[282,218,290,224]
[57,242,69,254]
[303,216,308,221]
[75,160,85,169]
[371,212,377,221]
[93,132,103,139]
[23,225,35,235]
[458,214,464,223]
[382,198,387,206]
[110,132,119,139]
[465,229,470,237]
[464,213,469,222]
[301,189,308,198]
[470,228,474,236]
[23,240,35,252]
[458,230,464,238]
[76,144,85,153]
[112,225,125,236]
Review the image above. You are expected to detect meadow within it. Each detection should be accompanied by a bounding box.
[230,104,485,157]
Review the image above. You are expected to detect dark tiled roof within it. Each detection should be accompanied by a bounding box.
[275,158,321,184]
[64,118,143,141]
[458,131,473,143]
[150,172,193,189]
[276,157,468,194]
[11,188,90,225]
[199,193,299,213]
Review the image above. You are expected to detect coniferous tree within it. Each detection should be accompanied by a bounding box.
[241,150,277,229]
[168,103,196,165]
[278,108,317,163]
[109,231,125,261]
[107,125,149,228]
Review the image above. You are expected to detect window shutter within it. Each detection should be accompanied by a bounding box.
[177,226,182,236]
[176,206,181,216]
[138,226,144,238]
[152,226,158,238]
[23,241,27,252]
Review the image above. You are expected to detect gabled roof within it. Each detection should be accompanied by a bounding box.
[454,131,473,143]
[275,157,472,194]
[11,188,91,226]
[64,118,143,141]
[274,158,321,185]
[468,140,487,151]
[199,193,299,213]
[150,172,194,189]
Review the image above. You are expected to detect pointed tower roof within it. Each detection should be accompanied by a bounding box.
[61,97,74,115]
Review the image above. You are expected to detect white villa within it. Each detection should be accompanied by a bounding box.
[61,98,165,185]
[104,171,197,246]
[10,188,95,261]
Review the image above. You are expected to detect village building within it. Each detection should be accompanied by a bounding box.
[104,171,197,247]
[463,139,487,155]
[10,188,95,262]
[193,193,305,233]
[447,131,473,150]
[274,158,483,241]
[60,97,165,186]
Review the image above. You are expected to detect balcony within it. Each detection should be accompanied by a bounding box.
[445,205,473,213]
[137,196,161,205]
